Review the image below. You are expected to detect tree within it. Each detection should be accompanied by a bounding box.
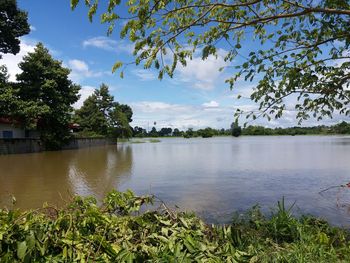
[0,0,30,57]
[0,65,51,129]
[110,108,133,138]
[184,128,195,138]
[74,95,108,136]
[110,103,133,138]
[159,127,172,136]
[148,127,158,137]
[231,119,242,137]
[198,127,215,138]
[74,83,114,136]
[95,83,114,118]
[0,66,17,116]
[333,121,350,134]
[73,0,350,123]
[117,104,133,123]
[74,84,134,138]
[16,43,80,149]
[173,128,182,137]
[133,126,147,137]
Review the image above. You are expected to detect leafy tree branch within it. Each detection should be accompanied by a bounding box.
[72,0,350,123]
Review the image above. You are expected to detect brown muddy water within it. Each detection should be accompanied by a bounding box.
[1,136,350,225]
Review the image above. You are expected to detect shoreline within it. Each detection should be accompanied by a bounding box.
[1,191,350,261]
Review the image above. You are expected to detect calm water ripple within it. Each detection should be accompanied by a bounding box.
[1,136,350,226]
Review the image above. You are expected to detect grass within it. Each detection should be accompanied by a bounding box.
[148,139,161,143]
[118,139,161,144]
[1,191,350,262]
[131,140,146,144]
[117,138,130,143]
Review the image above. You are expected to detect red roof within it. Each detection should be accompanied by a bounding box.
[0,118,19,125]
[68,123,80,129]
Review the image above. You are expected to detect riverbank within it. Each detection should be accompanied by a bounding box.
[1,190,349,262]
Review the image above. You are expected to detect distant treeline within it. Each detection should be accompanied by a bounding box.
[132,121,350,138]
[241,121,350,136]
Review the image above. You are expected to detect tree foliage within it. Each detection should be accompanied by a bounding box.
[231,119,242,137]
[74,95,109,136]
[16,43,80,149]
[242,121,350,135]
[0,83,50,130]
[74,84,133,138]
[131,121,350,138]
[0,0,30,57]
[198,127,215,138]
[72,0,350,123]
[110,103,134,139]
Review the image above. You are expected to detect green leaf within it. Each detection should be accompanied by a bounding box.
[17,241,27,260]
[71,0,79,9]
[112,61,123,73]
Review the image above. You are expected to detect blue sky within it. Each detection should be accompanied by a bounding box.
[2,0,347,130]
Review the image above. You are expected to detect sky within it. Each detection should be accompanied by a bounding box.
[1,0,348,130]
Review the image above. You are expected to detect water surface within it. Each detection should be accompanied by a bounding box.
[1,136,350,225]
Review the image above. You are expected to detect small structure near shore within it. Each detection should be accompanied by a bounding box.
[0,118,39,139]
[0,119,114,154]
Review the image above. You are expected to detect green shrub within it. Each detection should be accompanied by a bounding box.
[1,191,350,262]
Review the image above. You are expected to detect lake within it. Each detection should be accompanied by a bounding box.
[1,136,350,226]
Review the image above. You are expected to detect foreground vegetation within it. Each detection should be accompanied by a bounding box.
[1,191,350,262]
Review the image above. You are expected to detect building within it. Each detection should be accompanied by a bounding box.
[0,118,39,139]
[0,118,80,139]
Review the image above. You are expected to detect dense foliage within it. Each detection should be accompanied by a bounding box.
[231,119,242,137]
[74,84,133,138]
[242,121,350,136]
[1,190,350,262]
[0,43,80,149]
[72,0,350,123]
[16,43,80,149]
[0,0,30,58]
[0,66,49,129]
[132,121,350,138]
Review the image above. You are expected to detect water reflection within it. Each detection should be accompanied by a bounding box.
[1,136,350,226]
[67,145,133,199]
[118,136,350,226]
[0,145,133,208]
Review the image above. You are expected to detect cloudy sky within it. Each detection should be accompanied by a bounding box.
[2,1,348,130]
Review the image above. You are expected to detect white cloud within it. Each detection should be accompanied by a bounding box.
[229,84,255,99]
[131,101,189,113]
[176,49,229,90]
[129,99,348,130]
[68,59,106,82]
[202,101,219,108]
[73,85,96,109]
[82,36,134,53]
[1,39,36,81]
[69,59,89,72]
[130,101,236,130]
[83,36,116,50]
[132,69,156,81]
[0,37,106,85]
[30,25,36,31]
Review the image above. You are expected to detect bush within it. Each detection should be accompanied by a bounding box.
[1,191,350,262]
